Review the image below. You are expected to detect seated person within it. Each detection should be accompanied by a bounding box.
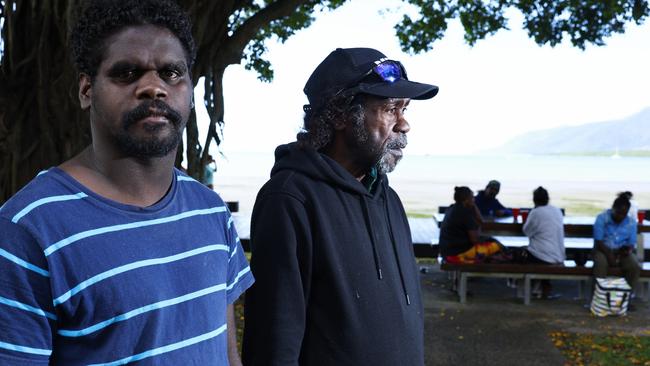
[593,196,640,292]
[522,187,565,297]
[523,187,565,264]
[474,180,512,217]
[439,186,502,264]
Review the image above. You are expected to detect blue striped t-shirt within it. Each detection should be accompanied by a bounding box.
[0,167,254,365]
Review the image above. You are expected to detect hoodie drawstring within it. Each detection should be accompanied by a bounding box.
[360,196,383,280]
[384,197,411,305]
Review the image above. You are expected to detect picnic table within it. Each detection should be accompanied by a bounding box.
[433,214,650,261]
[232,212,650,259]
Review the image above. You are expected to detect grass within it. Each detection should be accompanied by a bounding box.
[550,331,650,366]
[416,257,438,265]
[406,212,436,218]
[561,202,604,217]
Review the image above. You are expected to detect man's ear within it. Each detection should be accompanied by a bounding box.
[79,73,92,110]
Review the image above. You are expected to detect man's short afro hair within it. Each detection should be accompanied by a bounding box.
[70,0,196,77]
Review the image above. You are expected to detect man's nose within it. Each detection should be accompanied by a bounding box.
[136,71,167,100]
[396,113,410,134]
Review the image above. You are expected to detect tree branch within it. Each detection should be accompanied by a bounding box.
[224,0,310,64]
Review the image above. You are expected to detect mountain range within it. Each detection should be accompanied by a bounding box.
[494,107,650,155]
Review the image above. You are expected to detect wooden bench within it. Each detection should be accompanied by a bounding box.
[441,261,650,305]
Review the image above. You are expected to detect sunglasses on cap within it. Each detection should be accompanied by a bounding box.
[356,58,406,85]
[329,59,406,101]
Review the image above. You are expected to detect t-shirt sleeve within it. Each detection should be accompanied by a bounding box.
[224,212,254,305]
[593,214,605,241]
[522,210,537,236]
[0,218,54,365]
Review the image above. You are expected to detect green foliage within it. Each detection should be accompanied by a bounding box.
[516,0,650,48]
[395,0,453,53]
[458,0,510,45]
[398,0,649,53]
[242,0,346,82]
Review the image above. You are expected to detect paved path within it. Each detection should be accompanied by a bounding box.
[420,264,650,366]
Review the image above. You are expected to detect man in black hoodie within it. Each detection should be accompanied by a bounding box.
[242,48,438,366]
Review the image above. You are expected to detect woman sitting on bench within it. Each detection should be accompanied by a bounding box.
[439,186,503,264]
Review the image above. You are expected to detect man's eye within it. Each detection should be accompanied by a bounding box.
[160,69,181,80]
[111,69,138,81]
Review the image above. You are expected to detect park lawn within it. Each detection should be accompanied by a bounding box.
[550,331,650,366]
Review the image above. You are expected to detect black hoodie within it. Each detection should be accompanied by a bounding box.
[243,143,424,366]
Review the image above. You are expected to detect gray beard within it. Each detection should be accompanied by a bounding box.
[349,119,407,174]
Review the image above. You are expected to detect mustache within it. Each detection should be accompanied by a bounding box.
[386,133,408,150]
[122,99,182,129]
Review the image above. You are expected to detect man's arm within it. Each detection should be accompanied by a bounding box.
[522,210,535,237]
[223,208,255,366]
[471,203,483,226]
[467,203,482,244]
[494,199,512,217]
[227,304,242,366]
[0,218,53,365]
[242,193,312,366]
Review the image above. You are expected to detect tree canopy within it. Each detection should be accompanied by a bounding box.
[1,0,647,203]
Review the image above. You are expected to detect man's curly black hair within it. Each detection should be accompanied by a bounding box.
[70,0,196,78]
[297,94,366,151]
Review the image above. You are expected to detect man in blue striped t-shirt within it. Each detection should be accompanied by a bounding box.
[0,1,253,365]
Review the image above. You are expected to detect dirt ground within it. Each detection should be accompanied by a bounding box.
[419,263,650,366]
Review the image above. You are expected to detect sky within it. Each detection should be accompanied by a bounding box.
[194,0,650,156]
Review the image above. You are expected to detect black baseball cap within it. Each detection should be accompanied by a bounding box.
[304,47,439,111]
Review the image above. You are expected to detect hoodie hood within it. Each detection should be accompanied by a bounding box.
[271,142,384,197]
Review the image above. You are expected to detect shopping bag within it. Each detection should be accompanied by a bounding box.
[590,277,631,317]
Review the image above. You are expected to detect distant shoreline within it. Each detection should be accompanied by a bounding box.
[213,153,650,218]
[550,150,650,158]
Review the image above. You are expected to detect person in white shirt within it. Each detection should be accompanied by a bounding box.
[522,187,565,297]
[523,187,565,263]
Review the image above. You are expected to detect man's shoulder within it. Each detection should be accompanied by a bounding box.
[538,204,561,214]
[0,169,68,221]
[595,209,609,222]
[258,169,320,197]
[174,169,228,205]
[445,203,470,219]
